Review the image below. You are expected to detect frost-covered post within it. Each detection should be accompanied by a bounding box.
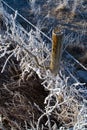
[50,27,64,75]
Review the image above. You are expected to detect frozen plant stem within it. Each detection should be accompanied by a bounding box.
[63,0,68,6]
[72,0,77,15]
[30,0,36,12]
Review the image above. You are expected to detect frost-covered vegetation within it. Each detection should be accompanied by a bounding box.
[0,0,87,130]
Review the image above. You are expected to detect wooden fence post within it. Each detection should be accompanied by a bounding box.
[50,27,64,75]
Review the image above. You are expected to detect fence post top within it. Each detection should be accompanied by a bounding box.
[52,26,64,36]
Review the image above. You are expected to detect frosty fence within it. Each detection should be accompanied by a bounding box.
[1,0,52,42]
[1,0,87,79]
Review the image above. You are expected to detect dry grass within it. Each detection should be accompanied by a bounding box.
[0,37,81,130]
[0,1,87,129]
